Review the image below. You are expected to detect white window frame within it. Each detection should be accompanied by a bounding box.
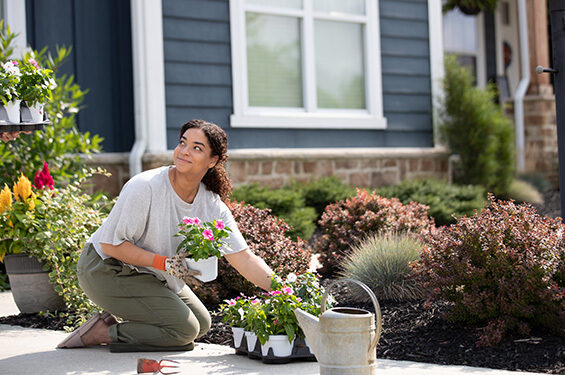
[229,0,387,129]
[3,0,27,58]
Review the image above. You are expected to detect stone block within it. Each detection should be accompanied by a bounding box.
[261,161,273,175]
[247,161,260,176]
[349,172,370,187]
[421,159,434,171]
[275,161,292,174]
[370,171,398,187]
[335,160,359,170]
[361,159,378,169]
[383,159,397,168]
[227,161,247,183]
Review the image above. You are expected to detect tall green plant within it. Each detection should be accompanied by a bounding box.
[0,23,103,187]
[440,56,514,195]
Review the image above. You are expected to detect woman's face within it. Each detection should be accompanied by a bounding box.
[174,128,219,176]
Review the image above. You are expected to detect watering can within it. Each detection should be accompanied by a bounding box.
[294,279,382,375]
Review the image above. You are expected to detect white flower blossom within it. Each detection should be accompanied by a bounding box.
[3,61,21,77]
[48,78,57,90]
[237,307,245,320]
[286,273,297,283]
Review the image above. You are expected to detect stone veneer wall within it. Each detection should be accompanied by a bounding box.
[505,95,559,186]
[84,147,450,197]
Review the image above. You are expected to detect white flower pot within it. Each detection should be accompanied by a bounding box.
[304,337,314,355]
[260,335,295,357]
[185,256,217,282]
[231,327,245,348]
[245,331,258,352]
[3,100,21,123]
[26,101,44,122]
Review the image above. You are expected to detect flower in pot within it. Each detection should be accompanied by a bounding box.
[174,216,231,282]
[0,60,22,123]
[220,295,248,348]
[242,297,265,353]
[16,56,56,123]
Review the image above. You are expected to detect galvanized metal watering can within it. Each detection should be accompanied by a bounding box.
[294,279,382,375]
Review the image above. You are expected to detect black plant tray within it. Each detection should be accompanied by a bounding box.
[230,333,317,364]
[0,103,50,132]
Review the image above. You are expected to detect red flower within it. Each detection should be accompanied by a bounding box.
[33,162,54,190]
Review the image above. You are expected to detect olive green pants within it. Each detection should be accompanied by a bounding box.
[77,244,211,347]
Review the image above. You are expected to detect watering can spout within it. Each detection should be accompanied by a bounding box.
[294,308,320,356]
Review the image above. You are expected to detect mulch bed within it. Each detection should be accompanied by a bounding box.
[0,189,564,373]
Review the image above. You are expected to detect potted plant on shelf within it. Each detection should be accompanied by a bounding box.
[0,60,22,123]
[16,56,56,123]
[242,297,264,354]
[174,216,231,282]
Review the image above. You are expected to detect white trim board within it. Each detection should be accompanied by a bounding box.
[3,0,27,58]
[229,0,387,130]
[428,0,445,147]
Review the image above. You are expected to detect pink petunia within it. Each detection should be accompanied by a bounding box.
[203,229,214,241]
[182,217,194,225]
[215,220,225,230]
[282,287,294,295]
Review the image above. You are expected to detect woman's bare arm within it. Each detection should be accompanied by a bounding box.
[100,241,157,267]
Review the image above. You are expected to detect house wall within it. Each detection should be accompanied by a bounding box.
[85,148,449,197]
[161,0,434,149]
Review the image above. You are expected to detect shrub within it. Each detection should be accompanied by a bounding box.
[231,183,317,240]
[516,172,552,193]
[290,176,356,219]
[412,195,565,346]
[376,178,486,226]
[190,202,313,305]
[339,232,424,302]
[503,179,543,205]
[439,55,514,195]
[314,189,434,276]
[0,24,103,187]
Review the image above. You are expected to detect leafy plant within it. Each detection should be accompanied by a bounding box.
[412,195,565,346]
[290,176,356,219]
[174,217,231,261]
[16,56,56,105]
[0,59,20,104]
[443,0,497,13]
[219,295,248,328]
[504,179,543,205]
[439,55,514,195]
[339,232,424,302]
[314,189,433,276]
[190,202,313,305]
[376,178,486,226]
[0,23,103,188]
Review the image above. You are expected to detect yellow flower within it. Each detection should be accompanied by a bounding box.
[0,184,12,212]
[13,173,32,201]
[28,192,36,210]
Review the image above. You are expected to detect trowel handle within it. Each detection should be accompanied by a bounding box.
[321,278,382,354]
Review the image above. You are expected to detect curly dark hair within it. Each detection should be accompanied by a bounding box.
[179,119,232,203]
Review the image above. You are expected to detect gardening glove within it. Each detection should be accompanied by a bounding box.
[153,253,203,287]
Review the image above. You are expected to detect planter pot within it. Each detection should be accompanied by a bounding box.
[245,331,258,352]
[260,335,295,357]
[26,101,44,123]
[185,256,217,282]
[304,337,314,355]
[3,253,65,313]
[3,100,21,123]
[232,326,245,348]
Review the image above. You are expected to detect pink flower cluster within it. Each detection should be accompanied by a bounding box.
[33,162,54,190]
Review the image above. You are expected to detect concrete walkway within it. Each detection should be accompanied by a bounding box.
[0,291,545,375]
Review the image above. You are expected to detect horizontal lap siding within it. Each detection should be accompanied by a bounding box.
[162,0,432,149]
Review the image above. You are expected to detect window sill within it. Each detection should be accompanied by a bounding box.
[230,113,387,129]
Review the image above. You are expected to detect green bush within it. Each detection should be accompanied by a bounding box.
[516,172,552,193]
[231,183,317,240]
[504,179,543,204]
[440,55,514,195]
[290,176,356,219]
[412,195,565,346]
[0,24,103,187]
[314,189,433,276]
[376,178,486,226]
[190,201,313,305]
[339,232,424,302]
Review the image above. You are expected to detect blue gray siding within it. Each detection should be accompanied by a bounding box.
[162,0,433,149]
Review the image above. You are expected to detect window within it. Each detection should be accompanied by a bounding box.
[442,6,486,87]
[229,0,386,129]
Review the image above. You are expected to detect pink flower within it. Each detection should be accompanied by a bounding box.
[203,229,214,241]
[33,162,54,190]
[182,217,194,225]
[282,287,294,295]
[193,217,201,226]
[215,220,225,230]
[228,299,236,306]
[274,319,278,325]
[11,61,18,66]
[269,290,282,296]
[29,59,39,69]
[250,299,260,305]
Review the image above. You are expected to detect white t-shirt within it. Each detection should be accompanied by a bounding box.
[88,166,248,293]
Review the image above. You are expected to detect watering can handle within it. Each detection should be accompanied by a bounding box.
[321,278,382,354]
